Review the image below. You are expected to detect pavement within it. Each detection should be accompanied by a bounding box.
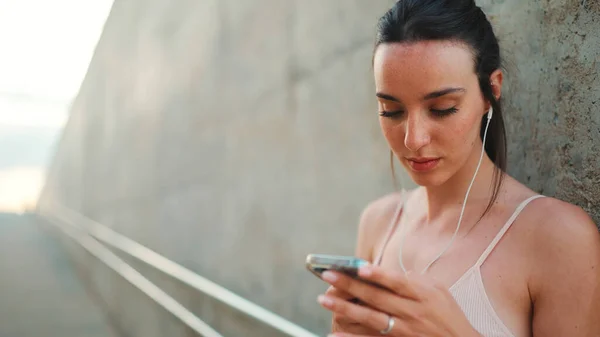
[0,213,118,337]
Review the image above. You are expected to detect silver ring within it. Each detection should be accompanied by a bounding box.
[380,315,395,335]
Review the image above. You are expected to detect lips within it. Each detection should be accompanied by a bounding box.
[408,157,438,163]
[406,157,440,172]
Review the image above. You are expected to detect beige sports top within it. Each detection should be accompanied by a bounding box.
[374,194,545,337]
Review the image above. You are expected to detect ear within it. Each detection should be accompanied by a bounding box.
[488,69,503,109]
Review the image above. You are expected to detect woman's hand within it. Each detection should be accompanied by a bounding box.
[317,265,481,337]
[325,286,381,335]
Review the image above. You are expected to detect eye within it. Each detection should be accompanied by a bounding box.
[430,107,458,117]
[379,110,404,118]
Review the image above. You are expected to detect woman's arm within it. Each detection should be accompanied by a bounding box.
[530,201,600,337]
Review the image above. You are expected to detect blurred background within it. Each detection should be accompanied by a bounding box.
[0,0,112,212]
[1,0,598,336]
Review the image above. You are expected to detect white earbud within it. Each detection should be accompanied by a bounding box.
[487,107,493,120]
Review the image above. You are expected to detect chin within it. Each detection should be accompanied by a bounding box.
[407,173,447,187]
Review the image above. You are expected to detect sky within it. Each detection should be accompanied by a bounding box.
[0,0,114,212]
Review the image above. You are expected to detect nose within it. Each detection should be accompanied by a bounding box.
[404,113,431,152]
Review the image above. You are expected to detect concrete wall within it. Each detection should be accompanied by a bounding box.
[39,0,599,335]
[493,0,600,215]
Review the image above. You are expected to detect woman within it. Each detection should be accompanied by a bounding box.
[317,1,600,336]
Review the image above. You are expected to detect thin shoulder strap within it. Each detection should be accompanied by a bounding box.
[373,191,405,266]
[475,194,546,267]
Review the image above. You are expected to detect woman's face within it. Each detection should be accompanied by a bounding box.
[373,41,488,187]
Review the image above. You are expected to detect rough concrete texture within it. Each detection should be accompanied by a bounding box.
[482,0,600,217]
[39,0,599,335]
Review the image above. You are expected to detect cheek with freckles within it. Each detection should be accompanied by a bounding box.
[441,111,484,166]
[380,120,406,153]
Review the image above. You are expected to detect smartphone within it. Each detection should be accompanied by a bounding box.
[305,253,370,280]
[306,254,385,304]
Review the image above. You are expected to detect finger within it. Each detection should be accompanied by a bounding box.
[321,288,365,324]
[333,315,359,325]
[321,270,418,317]
[325,286,353,299]
[356,265,421,299]
[331,318,379,334]
[325,286,362,304]
[318,294,402,334]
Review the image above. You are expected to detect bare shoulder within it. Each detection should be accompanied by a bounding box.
[521,197,600,335]
[524,196,600,293]
[527,197,599,257]
[499,177,598,250]
[355,191,408,261]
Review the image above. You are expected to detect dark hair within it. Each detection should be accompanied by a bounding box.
[377,0,507,219]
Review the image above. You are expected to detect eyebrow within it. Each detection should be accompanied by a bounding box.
[376,87,466,102]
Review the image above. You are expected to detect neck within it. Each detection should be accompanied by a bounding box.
[421,145,497,227]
